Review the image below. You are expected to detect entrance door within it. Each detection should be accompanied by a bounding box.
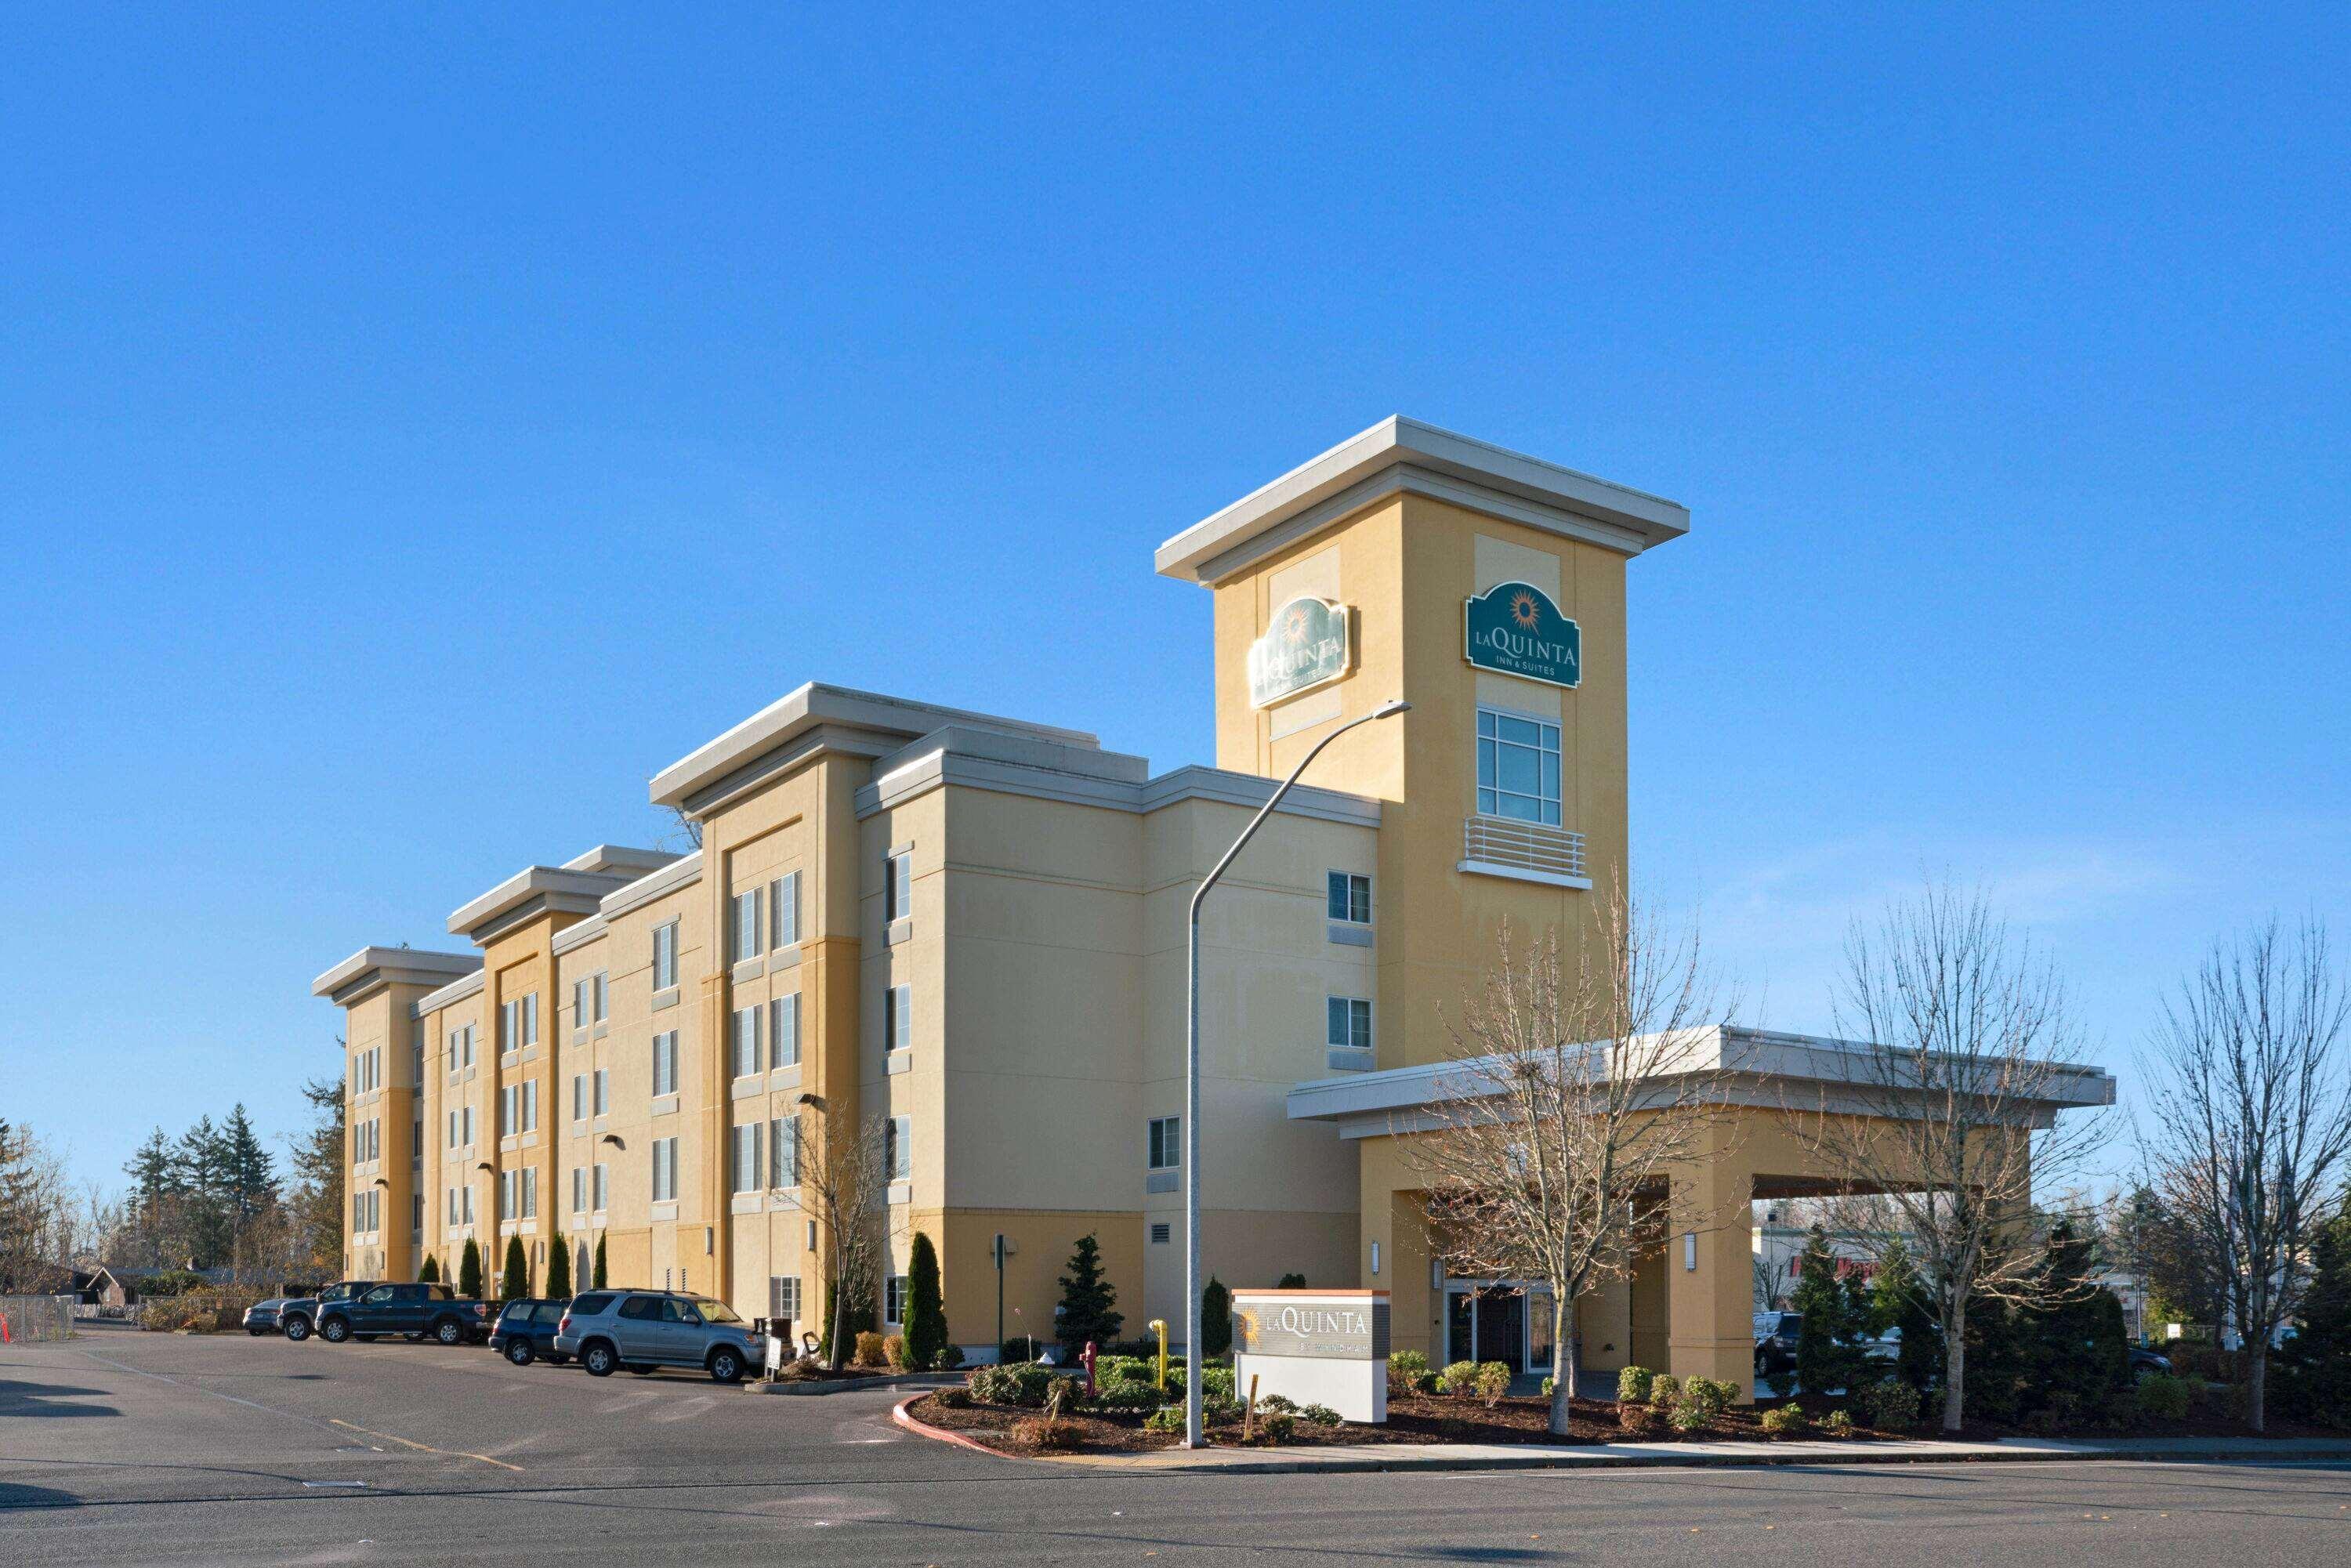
[1447,1289,1476,1365]
[1474,1290,1526,1374]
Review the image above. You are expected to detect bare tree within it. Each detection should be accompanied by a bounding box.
[2141,918,2351,1432]
[0,1120,78,1293]
[798,1111,894,1370]
[1402,885,1729,1437]
[1784,882,2107,1432]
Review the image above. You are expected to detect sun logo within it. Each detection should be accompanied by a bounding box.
[1284,607,1311,645]
[1509,588,1543,629]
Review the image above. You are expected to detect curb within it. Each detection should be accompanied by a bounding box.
[752,1371,962,1397]
[886,1397,2351,1475]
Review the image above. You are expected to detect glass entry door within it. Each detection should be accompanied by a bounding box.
[1444,1281,1549,1374]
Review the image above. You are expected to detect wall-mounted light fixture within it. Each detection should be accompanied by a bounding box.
[1370,1240,1381,1276]
[705,1226,715,1256]
[1683,1232,1698,1272]
[600,1133,625,1150]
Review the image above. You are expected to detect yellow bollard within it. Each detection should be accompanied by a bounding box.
[1150,1318,1168,1392]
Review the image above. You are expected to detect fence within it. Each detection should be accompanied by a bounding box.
[0,1295,78,1342]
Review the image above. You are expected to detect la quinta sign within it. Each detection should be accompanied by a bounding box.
[1248,596,1352,708]
[1465,581,1581,689]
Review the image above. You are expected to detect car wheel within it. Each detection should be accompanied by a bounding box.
[435,1318,465,1346]
[708,1347,744,1384]
[581,1341,618,1377]
[284,1316,311,1342]
[321,1317,350,1344]
[506,1340,535,1367]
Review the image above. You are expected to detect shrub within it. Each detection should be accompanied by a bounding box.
[1857,1378,1921,1432]
[1822,1410,1856,1438]
[1679,1377,1736,1421]
[592,1234,607,1289]
[1204,1396,1244,1425]
[1617,1365,1657,1404]
[2134,1372,2192,1421]
[1476,1361,1512,1406]
[934,1342,965,1370]
[1201,1366,1237,1401]
[1669,1402,1712,1432]
[904,1233,947,1372]
[1099,1356,1154,1388]
[1013,1415,1083,1451]
[501,1236,528,1301]
[1143,1406,1183,1432]
[1200,1276,1233,1359]
[418,1255,440,1284]
[1041,1376,1086,1419]
[969,1362,1060,1408]
[1439,1360,1482,1396]
[1541,1376,1556,1400]
[1055,1232,1124,1355]
[1759,1403,1808,1436]
[1619,1403,1661,1436]
[999,1338,1044,1364]
[1389,1349,1430,1389]
[1413,1371,1440,1396]
[1649,1373,1682,1408]
[1276,1273,1307,1289]
[1299,1403,1342,1426]
[1092,1382,1161,1412]
[1259,1392,1299,1414]
[458,1239,484,1300]
[852,1331,889,1369]
[880,1334,907,1371]
[544,1237,571,1298]
[933,1386,971,1409]
[1255,1412,1296,1444]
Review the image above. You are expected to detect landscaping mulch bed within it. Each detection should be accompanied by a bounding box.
[908,1389,1901,1455]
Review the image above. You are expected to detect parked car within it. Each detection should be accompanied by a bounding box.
[317,1282,491,1345]
[1753,1311,1802,1380]
[242,1299,286,1336]
[2129,1345,2172,1380]
[281,1281,379,1342]
[489,1297,575,1367]
[552,1290,766,1382]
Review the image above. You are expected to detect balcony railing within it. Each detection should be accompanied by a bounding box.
[1461,816,1589,886]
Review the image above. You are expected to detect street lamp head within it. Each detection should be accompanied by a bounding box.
[1371,698,1410,720]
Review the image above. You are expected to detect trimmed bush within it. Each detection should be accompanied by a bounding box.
[1619,1403,1661,1436]
[1014,1415,1082,1450]
[1475,1361,1512,1406]
[1648,1373,1682,1408]
[1093,1383,1161,1412]
[1143,1406,1183,1432]
[1255,1412,1296,1444]
[1857,1378,1921,1432]
[1201,1366,1236,1401]
[1041,1376,1085,1419]
[853,1331,888,1369]
[1617,1365,1656,1404]
[1299,1403,1342,1426]
[1200,1276,1233,1359]
[1759,1403,1808,1436]
[458,1239,484,1300]
[418,1255,441,1284]
[1822,1410,1856,1438]
[592,1234,607,1289]
[501,1236,527,1301]
[1259,1392,1299,1414]
[545,1237,571,1298]
[1679,1377,1736,1421]
[2134,1372,2192,1421]
[1388,1349,1430,1389]
[968,1362,1060,1408]
[904,1232,947,1371]
[1438,1360,1482,1396]
[1541,1376,1556,1400]
[1669,1402,1712,1432]
[883,1334,909,1371]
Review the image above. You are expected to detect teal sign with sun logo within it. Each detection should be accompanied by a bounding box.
[1465,581,1581,689]
[1248,596,1353,708]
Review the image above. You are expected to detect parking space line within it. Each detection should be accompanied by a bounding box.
[329,1418,524,1473]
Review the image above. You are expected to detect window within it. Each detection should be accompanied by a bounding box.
[884,850,912,922]
[412,1193,424,1232]
[730,1122,764,1194]
[1476,708,1563,825]
[520,1168,538,1220]
[523,1081,539,1133]
[573,976,591,1025]
[1147,1115,1181,1170]
[572,1167,587,1214]
[769,1116,800,1188]
[592,1162,609,1211]
[730,1004,763,1078]
[883,1116,912,1182]
[731,888,763,963]
[1328,996,1373,1052]
[1151,1222,1172,1245]
[652,922,679,991]
[885,984,911,1055]
[592,970,607,1023]
[411,1118,422,1159]
[770,871,799,948]
[501,1085,518,1136]
[652,1031,679,1097]
[500,1001,519,1053]
[884,1274,909,1327]
[446,1185,473,1226]
[522,994,539,1047]
[571,1074,587,1122]
[1327,871,1372,925]
[593,1069,609,1116]
[499,1171,516,1221]
[462,1105,475,1146]
[447,1024,473,1071]
[411,1021,425,1084]
[770,994,800,1069]
[652,1137,679,1203]
[769,1276,802,1323]
[447,1030,459,1073]
[462,1026,475,1066]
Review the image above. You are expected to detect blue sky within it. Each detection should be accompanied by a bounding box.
[4,5,2345,1195]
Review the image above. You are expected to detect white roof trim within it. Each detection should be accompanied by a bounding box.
[648,683,1099,812]
[446,866,643,939]
[412,967,487,1016]
[550,914,609,956]
[600,846,704,920]
[1155,415,1690,585]
[561,845,681,876]
[311,946,480,1001]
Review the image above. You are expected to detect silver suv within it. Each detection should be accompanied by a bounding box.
[552,1290,766,1383]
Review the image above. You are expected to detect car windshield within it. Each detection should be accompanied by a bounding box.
[500,1302,531,1319]
[693,1298,743,1324]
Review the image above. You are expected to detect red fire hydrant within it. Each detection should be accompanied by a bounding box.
[1081,1339,1098,1397]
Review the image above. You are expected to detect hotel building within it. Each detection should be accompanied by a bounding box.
[314,418,2110,1387]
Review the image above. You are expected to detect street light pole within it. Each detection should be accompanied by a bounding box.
[1185,697,1408,1447]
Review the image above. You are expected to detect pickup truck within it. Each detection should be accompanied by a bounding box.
[280,1280,379,1342]
[317,1282,492,1346]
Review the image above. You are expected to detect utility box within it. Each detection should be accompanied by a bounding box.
[1230,1288,1389,1424]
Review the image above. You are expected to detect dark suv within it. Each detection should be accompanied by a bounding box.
[1753,1310,1802,1382]
[281,1281,378,1342]
[318,1282,490,1345]
[489,1298,574,1367]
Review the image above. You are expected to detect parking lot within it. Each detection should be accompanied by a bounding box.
[8,1327,2351,1566]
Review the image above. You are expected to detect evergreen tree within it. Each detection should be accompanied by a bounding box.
[2020,1222,2131,1421]
[1791,1226,1864,1396]
[502,1236,528,1299]
[1962,1292,2031,1425]
[1868,1239,1944,1395]
[288,1074,347,1280]
[545,1235,573,1298]
[1054,1231,1122,1353]
[458,1238,484,1298]
[219,1104,278,1219]
[1200,1276,1233,1359]
[2276,1209,2351,1429]
[123,1128,178,1215]
[592,1234,607,1289]
[903,1231,947,1369]
[418,1254,440,1284]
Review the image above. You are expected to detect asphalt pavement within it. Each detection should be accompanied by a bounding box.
[5,1327,2349,1566]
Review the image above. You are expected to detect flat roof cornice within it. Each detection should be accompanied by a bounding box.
[1154,415,1690,585]
[446,866,642,940]
[311,946,481,1006]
